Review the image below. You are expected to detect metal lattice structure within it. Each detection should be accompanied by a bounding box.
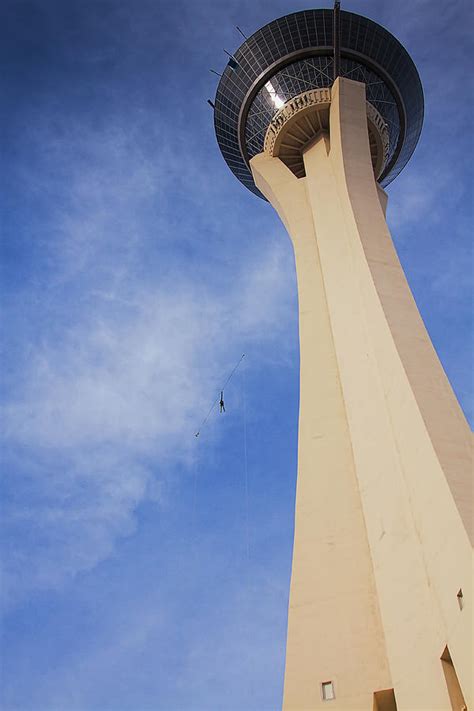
[213,9,424,198]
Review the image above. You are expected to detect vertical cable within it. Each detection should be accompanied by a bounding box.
[242,361,250,564]
[192,435,199,546]
[333,1,341,81]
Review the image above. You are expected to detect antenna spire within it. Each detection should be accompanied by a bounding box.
[333,0,341,81]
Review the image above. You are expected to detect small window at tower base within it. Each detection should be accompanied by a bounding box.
[321,681,335,700]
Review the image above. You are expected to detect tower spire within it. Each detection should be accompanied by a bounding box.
[333,0,341,81]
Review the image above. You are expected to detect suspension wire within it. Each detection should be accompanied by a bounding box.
[194,353,245,437]
[192,432,199,538]
[242,360,250,564]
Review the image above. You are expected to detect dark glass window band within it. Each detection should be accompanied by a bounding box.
[238,48,406,185]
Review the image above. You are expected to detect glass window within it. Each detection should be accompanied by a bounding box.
[322,681,335,701]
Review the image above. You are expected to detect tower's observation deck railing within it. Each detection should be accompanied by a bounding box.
[263,87,389,179]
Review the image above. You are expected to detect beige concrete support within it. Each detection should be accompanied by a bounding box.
[250,77,472,710]
[251,149,392,709]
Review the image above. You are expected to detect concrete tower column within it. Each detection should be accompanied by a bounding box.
[250,78,472,711]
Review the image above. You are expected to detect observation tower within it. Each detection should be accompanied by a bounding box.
[212,6,472,710]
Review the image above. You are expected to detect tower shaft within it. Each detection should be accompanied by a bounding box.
[251,78,472,710]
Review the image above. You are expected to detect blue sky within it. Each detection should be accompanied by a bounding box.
[1,1,472,709]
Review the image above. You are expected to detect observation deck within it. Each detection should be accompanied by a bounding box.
[213,9,424,199]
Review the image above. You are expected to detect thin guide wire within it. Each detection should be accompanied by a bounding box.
[242,362,250,563]
[194,354,246,437]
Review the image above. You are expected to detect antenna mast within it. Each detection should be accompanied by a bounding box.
[333,1,341,81]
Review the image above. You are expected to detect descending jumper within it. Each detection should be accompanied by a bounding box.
[211,6,472,710]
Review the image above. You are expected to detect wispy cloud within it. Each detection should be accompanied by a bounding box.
[1,104,296,608]
[2,247,295,601]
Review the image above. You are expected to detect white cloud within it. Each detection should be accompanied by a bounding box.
[2,239,295,605]
[1,98,298,607]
